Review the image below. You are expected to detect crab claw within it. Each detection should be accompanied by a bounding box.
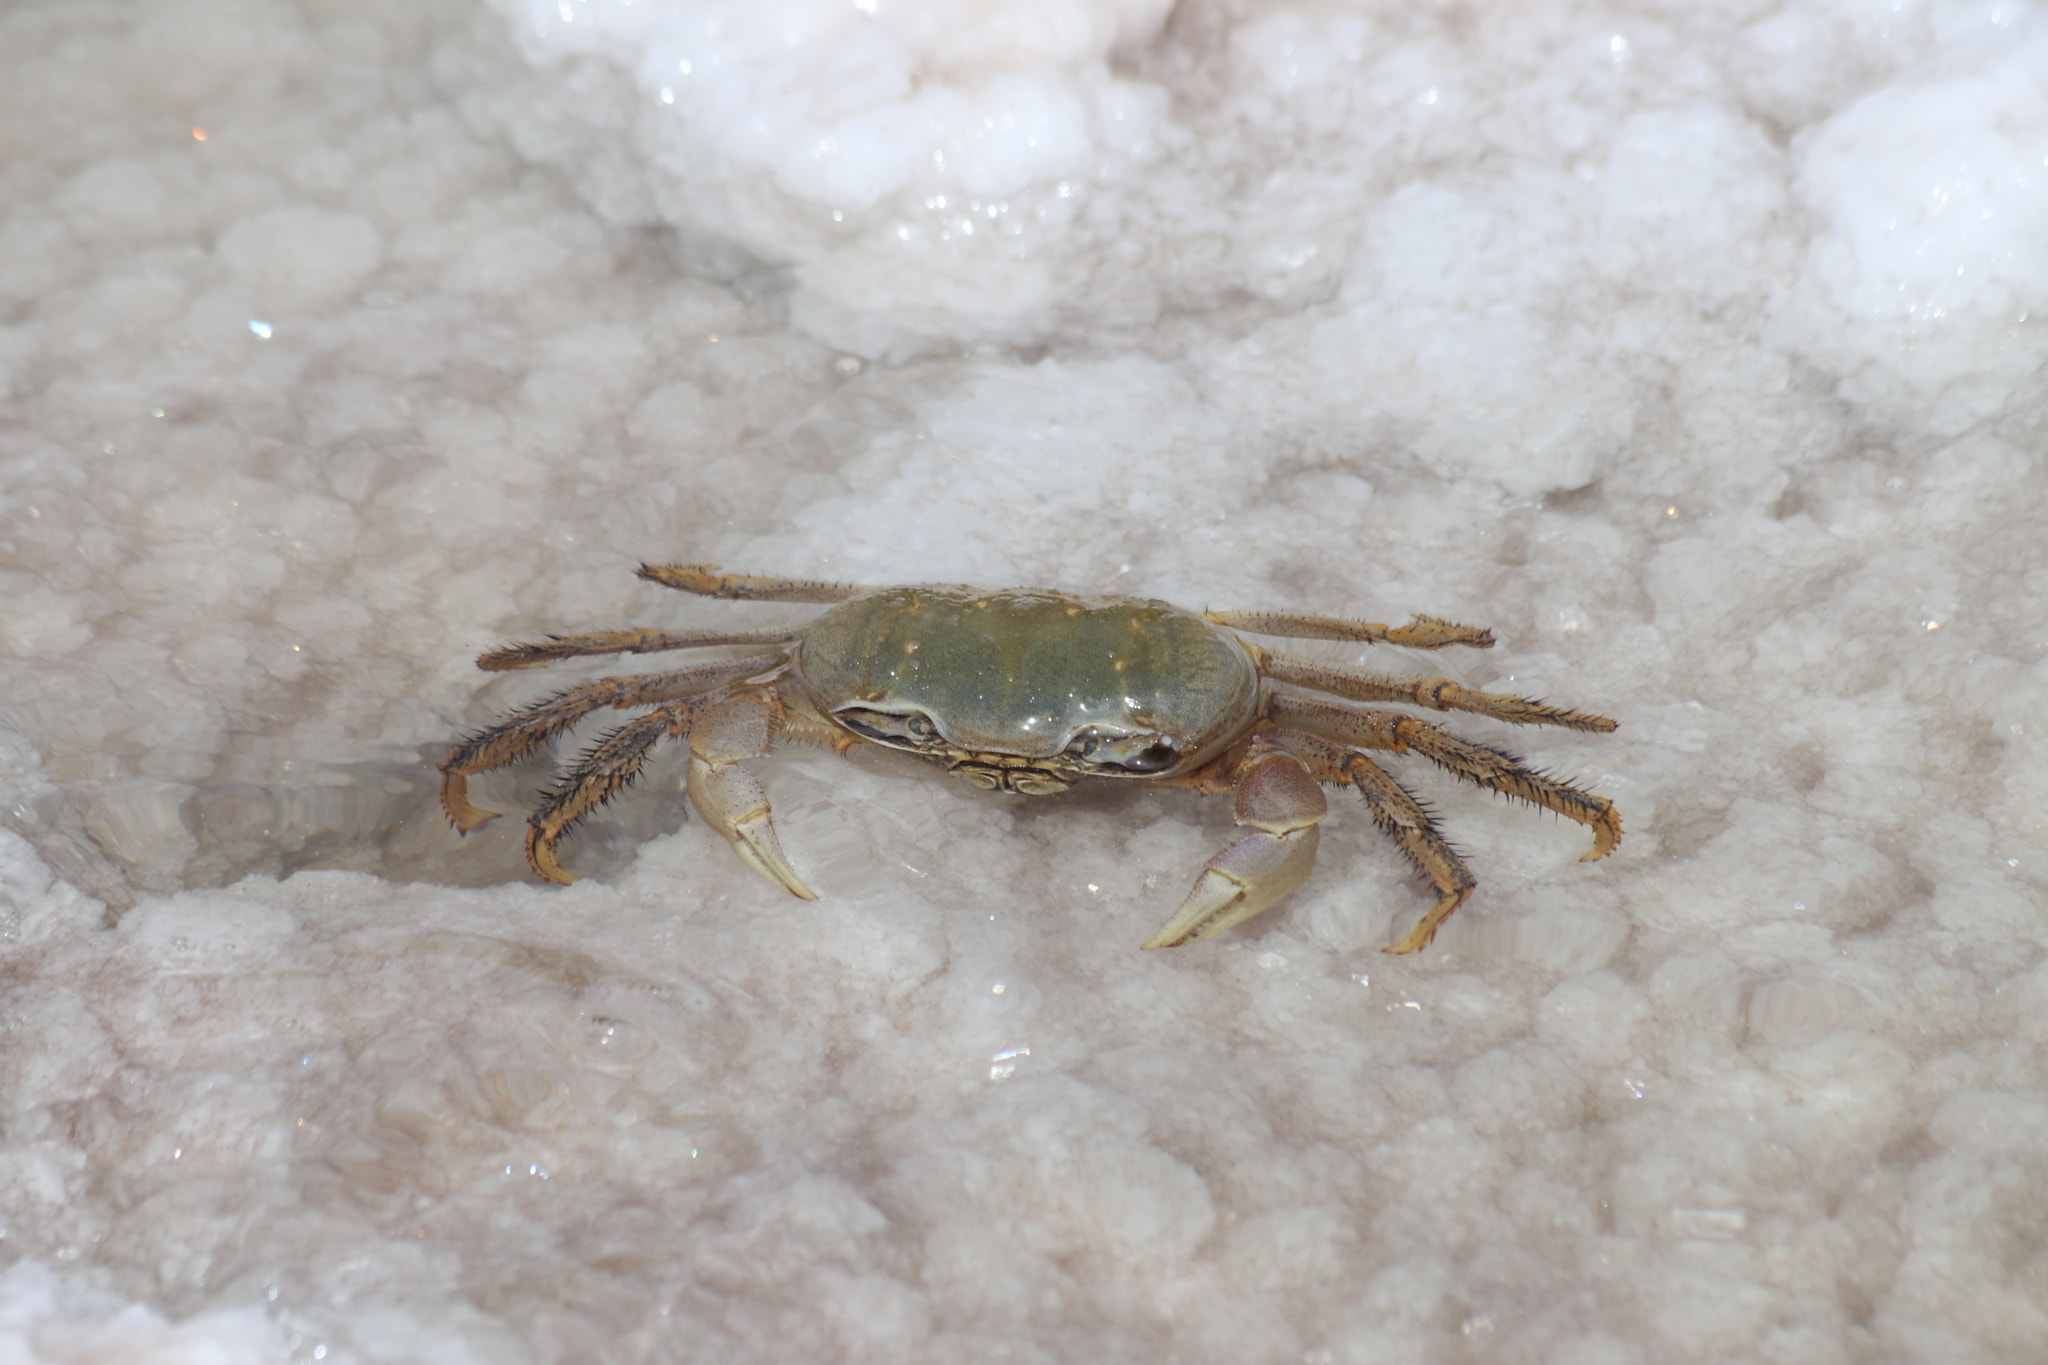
[1143,826,1321,948]
[1144,746,1326,948]
[687,692,817,900]
[688,757,816,900]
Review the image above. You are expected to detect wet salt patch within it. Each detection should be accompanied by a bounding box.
[1787,21,2048,427]
[754,755,911,911]
[1297,875,1398,955]
[1470,902,1631,975]
[1537,972,1648,1068]
[485,0,1177,348]
[0,1260,284,1361]
[79,780,198,879]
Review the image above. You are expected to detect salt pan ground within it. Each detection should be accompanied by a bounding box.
[2,0,2046,1360]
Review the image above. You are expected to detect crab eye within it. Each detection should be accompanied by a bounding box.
[835,708,941,746]
[1116,743,1177,773]
[1068,733,1178,773]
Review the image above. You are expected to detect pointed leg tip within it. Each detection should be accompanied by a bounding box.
[524,826,578,885]
[1380,930,1431,955]
[440,775,502,834]
[1383,886,1472,955]
[532,859,578,886]
[1582,813,1622,861]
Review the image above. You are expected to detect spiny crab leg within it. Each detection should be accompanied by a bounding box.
[1143,742,1328,949]
[1255,648,1619,732]
[1340,747,1477,955]
[1277,732,1477,955]
[478,627,805,671]
[439,654,785,834]
[524,700,706,882]
[518,687,816,895]
[1203,610,1494,650]
[685,690,817,901]
[637,563,875,603]
[1268,693,1621,860]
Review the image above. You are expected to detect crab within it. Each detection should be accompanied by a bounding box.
[439,564,1620,954]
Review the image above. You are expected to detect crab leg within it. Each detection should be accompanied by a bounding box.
[524,697,712,882]
[1143,742,1327,948]
[439,654,785,832]
[637,563,875,603]
[1256,648,1619,732]
[1268,693,1621,859]
[519,688,815,892]
[1270,730,1477,954]
[477,628,804,671]
[1206,610,1493,650]
[685,690,817,900]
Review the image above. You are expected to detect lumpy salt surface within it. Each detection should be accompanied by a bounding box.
[3,0,2046,1360]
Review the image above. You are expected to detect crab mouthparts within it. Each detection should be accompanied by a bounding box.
[947,755,1073,796]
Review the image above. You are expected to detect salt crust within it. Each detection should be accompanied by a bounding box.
[2,0,2046,1359]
